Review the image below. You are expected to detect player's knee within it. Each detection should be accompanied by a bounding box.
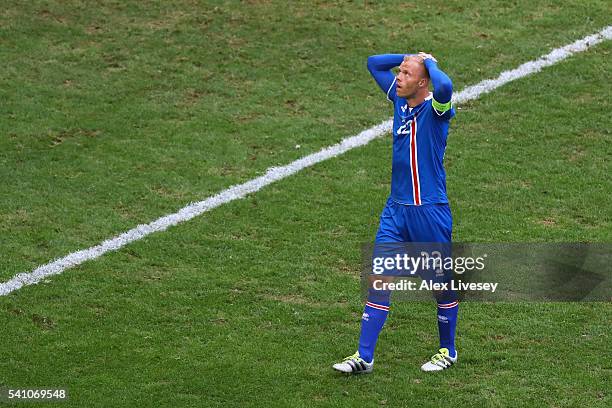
[433,289,457,304]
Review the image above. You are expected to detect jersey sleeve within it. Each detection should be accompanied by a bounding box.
[424,59,455,120]
[367,54,405,102]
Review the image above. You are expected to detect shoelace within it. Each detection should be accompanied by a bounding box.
[343,352,360,362]
[430,352,450,366]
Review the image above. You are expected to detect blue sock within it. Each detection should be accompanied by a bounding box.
[437,301,459,357]
[358,298,390,364]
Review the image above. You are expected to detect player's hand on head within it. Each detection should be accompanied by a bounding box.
[418,52,437,62]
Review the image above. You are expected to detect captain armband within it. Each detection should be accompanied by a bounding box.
[432,98,452,114]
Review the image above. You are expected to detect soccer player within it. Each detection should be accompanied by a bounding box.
[333,52,458,373]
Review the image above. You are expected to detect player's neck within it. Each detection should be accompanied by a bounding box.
[407,90,429,108]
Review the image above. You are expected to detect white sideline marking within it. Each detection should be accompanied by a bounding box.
[1,26,610,296]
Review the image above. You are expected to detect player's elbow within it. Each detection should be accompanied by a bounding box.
[367,55,386,73]
[366,55,377,73]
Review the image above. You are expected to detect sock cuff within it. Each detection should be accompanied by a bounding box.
[366,301,390,312]
[437,301,459,309]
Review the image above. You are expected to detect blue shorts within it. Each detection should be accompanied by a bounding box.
[371,198,456,303]
[375,197,452,243]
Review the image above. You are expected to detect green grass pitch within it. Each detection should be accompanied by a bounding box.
[0,1,610,407]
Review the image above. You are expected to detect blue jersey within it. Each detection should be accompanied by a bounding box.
[389,91,455,205]
[367,54,455,206]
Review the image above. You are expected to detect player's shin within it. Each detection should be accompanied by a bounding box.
[358,286,391,364]
[436,289,459,358]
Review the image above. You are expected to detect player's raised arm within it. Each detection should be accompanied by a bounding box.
[419,52,453,116]
[367,54,406,101]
